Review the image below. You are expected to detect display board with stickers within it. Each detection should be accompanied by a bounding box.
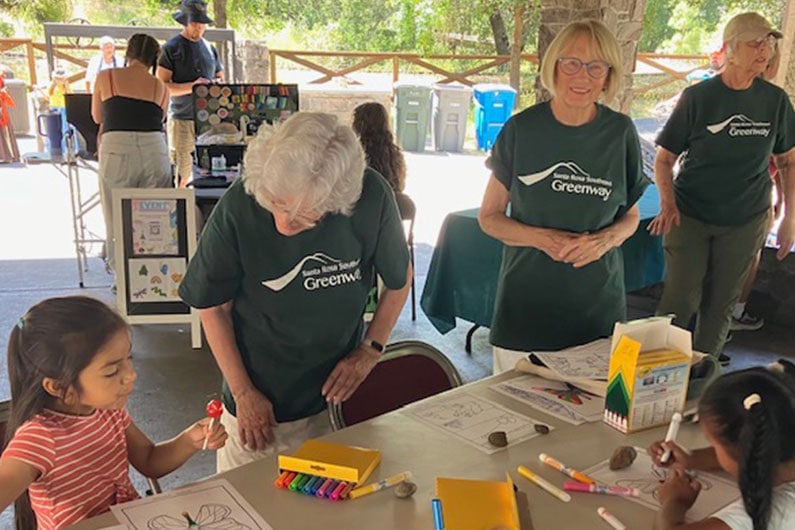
[193,83,299,137]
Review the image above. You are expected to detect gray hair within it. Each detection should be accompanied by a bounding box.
[243,112,365,217]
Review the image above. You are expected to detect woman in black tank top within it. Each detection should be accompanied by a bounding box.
[92,34,173,277]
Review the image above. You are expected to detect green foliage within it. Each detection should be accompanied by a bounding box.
[642,0,786,54]
[0,0,72,36]
[0,19,12,37]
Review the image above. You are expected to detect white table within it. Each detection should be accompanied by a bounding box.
[69,371,710,530]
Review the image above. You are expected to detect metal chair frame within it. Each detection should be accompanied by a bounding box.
[328,340,463,430]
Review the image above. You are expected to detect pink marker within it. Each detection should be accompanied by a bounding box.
[329,481,348,501]
[564,481,640,497]
[202,399,223,450]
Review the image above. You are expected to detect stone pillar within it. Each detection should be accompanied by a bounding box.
[537,0,646,113]
[234,39,269,84]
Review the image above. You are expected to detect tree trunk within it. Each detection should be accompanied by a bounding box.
[490,8,511,56]
[212,0,229,80]
[536,0,646,113]
[510,4,525,103]
[212,0,227,27]
[778,0,795,107]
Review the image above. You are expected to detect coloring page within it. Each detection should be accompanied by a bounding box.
[491,374,604,424]
[111,479,273,530]
[531,338,612,380]
[402,392,551,454]
[584,448,739,522]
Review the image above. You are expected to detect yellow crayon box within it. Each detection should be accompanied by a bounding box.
[278,439,381,486]
[604,317,692,433]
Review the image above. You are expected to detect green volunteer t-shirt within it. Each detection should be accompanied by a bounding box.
[179,169,410,422]
[488,101,648,352]
[656,76,795,226]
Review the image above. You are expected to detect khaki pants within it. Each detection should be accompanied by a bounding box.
[167,118,195,187]
[656,210,770,356]
[98,131,171,271]
[217,405,332,473]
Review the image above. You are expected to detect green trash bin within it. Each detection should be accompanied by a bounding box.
[393,83,432,152]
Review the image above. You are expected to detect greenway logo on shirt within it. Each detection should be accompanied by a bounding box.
[706,114,770,137]
[262,252,362,292]
[518,161,613,202]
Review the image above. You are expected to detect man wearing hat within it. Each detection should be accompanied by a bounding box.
[157,0,224,187]
[84,36,118,92]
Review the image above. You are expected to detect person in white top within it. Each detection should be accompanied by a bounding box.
[648,360,795,530]
[85,36,119,92]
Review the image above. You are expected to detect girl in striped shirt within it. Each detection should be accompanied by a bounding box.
[0,296,227,530]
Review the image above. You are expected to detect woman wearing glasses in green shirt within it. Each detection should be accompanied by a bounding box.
[479,19,648,373]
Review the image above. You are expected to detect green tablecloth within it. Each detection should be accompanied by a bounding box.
[421,184,664,334]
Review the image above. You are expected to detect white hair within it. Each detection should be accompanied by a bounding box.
[243,112,365,217]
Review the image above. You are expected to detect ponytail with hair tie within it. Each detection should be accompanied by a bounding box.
[743,393,761,410]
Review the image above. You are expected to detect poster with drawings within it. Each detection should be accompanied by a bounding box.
[111,479,273,529]
[131,199,179,256]
[128,258,186,302]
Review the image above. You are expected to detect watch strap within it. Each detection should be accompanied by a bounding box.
[362,338,385,354]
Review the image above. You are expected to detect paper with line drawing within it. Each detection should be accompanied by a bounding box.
[584,449,739,522]
[402,392,550,454]
[111,478,273,529]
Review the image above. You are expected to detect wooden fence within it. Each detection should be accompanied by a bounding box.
[1,39,707,97]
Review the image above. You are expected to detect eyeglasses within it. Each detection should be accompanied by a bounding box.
[745,35,778,51]
[557,57,612,79]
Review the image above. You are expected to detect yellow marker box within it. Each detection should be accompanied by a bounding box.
[604,317,692,433]
[278,439,381,486]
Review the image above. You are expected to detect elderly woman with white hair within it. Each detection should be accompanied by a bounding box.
[479,19,648,374]
[179,112,411,472]
[650,12,795,366]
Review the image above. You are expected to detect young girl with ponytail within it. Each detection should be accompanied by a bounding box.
[649,363,795,530]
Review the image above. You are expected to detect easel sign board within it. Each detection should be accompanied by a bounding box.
[112,188,201,349]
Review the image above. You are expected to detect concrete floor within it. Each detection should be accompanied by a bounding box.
[1,134,793,529]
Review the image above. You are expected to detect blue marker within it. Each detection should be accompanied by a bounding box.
[432,498,445,530]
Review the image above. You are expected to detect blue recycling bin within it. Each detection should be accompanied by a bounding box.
[473,84,517,151]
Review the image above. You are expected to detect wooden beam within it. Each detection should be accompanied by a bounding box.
[309,55,387,84]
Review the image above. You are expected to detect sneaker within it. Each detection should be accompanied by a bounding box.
[730,313,764,331]
[718,353,731,366]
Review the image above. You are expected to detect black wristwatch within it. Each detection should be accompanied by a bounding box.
[362,338,385,354]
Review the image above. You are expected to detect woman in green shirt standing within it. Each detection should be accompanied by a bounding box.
[479,20,648,373]
[650,12,795,365]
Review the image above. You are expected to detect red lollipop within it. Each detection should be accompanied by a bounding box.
[202,399,223,450]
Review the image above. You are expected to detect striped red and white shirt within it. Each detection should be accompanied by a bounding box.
[2,408,140,530]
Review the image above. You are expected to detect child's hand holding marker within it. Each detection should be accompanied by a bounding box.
[648,440,692,469]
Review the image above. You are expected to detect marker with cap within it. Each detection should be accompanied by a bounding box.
[563,481,640,497]
[597,507,629,530]
[517,465,571,502]
[539,453,596,485]
[432,498,445,530]
[660,412,683,464]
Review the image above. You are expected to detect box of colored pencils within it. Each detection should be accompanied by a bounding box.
[275,439,381,501]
